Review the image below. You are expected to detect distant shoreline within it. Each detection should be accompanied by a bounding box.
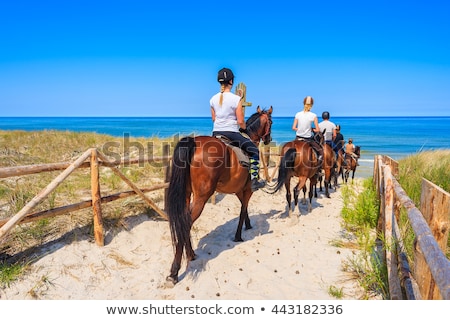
[1,116,449,119]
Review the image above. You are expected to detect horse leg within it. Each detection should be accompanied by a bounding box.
[300,186,306,205]
[324,171,331,198]
[335,162,340,187]
[308,178,317,212]
[167,241,185,285]
[285,179,292,211]
[294,186,300,207]
[186,194,211,259]
[166,187,193,285]
[167,197,192,285]
[296,177,307,206]
[234,189,252,242]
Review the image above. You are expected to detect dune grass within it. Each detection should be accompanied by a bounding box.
[0,129,172,286]
[340,149,450,299]
[397,150,450,262]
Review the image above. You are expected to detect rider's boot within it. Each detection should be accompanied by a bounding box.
[250,158,266,192]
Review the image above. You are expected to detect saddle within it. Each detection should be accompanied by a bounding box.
[296,136,322,161]
[213,135,250,167]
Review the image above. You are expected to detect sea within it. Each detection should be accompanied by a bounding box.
[1,116,450,179]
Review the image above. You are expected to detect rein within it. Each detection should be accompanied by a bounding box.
[259,113,272,141]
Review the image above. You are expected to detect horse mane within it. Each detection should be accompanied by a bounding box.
[246,109,271,136]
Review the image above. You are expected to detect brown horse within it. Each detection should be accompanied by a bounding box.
[272,139,320,213]
[313,130,336,198]
[166,106,273,285]
[344,146,360,183]
[333,148,345,186]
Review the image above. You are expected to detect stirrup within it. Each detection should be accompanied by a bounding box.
[251,179,266,192]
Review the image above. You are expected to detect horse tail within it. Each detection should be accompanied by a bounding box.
[274,148,296,192]
[167,136,196,253]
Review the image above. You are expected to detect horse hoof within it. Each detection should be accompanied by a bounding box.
[233,237,244,242]
[165,276,178,288]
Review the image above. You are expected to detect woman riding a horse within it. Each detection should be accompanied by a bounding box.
[165,68,273,285]
[211,67,266,191]
[292,96,324,164]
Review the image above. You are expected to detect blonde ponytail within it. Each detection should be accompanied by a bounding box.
[304,104,312,112]
[219,83,225,106]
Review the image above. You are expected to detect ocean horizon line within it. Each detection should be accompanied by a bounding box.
[1,115,449,119]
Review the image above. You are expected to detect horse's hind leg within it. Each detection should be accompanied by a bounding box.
[295,177,307,206]
[284,179,292,211]
[234,190,252,242]
[294,186,300,206]
[324,175,331,198]
[167,242,184,285]
[301,186,307,205]
[184,195,212,260]
[307,178,317,212]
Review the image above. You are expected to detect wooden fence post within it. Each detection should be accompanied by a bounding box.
[383,165,403,299]
[376,156,385,235]
[414,178,450,299]
[90,149,104,246]
[235,82,252,117]
[259,146,270,182]
[163,144,170,212]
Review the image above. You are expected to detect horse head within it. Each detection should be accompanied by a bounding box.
[313,129,326,145]
[355,146,361,157]
[246,106,273,146]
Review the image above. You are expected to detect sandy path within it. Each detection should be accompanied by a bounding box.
[1,177,364,300]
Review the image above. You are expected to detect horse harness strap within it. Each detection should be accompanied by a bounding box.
[213,135,250,167]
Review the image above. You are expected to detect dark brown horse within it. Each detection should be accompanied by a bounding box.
[166,106,273,285]
[344,146,360,183]
[272,139,320,213]
[313,130,336,198]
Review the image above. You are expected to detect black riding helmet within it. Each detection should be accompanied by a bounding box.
[217,68,234,84]
[322,111,330,120]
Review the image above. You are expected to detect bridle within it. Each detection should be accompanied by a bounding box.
[258,112,272,144]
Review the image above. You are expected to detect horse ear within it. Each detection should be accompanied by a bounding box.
[257,105,261,113]
[322,129,326,134]
[268,106,273,114]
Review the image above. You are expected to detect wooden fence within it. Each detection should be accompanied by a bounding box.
[374,155,450,300]
[0,147,171,246]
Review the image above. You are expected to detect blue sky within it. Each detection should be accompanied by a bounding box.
[1,0,449,117]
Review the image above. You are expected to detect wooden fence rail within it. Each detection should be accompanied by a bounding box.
[0,147,171,246]
[374,155,450,300]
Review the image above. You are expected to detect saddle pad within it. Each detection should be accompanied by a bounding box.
[214,135,250,167]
